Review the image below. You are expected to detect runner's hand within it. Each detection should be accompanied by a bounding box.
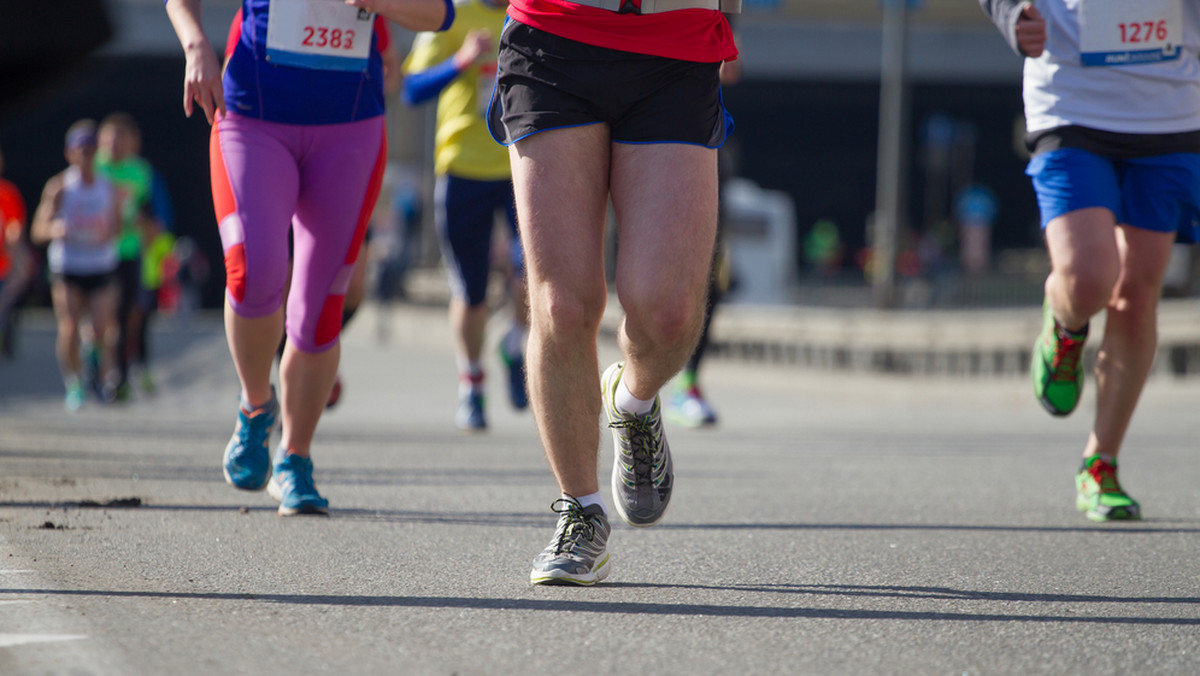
[454,30,495,70]
[183,44,226,124]
[1015,2,1046,58]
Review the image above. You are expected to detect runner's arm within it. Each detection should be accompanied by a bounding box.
[978,0,1045,58]
[345,0,455,33]
[30,176,65,246]
[401,57,460,106]
[164,0,226,124]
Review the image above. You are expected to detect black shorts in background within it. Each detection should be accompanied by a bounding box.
[54,271,116,296]
[487,19,731,148]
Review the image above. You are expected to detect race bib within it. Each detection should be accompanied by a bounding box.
[266,0,374,72]
[1080,0,1182,67]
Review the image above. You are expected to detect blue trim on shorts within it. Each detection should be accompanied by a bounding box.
[1027,148,1200,237]
[495,121,606,148]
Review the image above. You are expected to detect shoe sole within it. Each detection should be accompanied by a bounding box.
[1077,494,1141,522]
[1037,395,1076,417]
[530,554,610,586]
[277,504,330,517]
[268,477,329,516]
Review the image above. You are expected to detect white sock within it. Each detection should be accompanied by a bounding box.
[458,361,484,395]
[615,375,654,417]
[566,491,607,516]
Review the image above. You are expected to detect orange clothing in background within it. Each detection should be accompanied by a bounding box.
[0,179,28,280]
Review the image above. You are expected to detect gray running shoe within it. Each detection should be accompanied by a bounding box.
[602,361,673,528]
[530,498,611,586]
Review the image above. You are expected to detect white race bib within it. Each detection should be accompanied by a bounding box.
[266,0,374,72]
[1080,0,1182,67]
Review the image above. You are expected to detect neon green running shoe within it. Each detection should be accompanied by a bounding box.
[1031,301,1087,417]
[1076,455,1140,522]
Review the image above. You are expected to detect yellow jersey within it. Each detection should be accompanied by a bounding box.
[403,0,510,181]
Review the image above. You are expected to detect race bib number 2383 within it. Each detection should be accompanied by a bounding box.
[266,0,374,72]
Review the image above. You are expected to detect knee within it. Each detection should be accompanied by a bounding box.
[530,284,606,341]
[284,294,345,354]
[622,292,703,350]
[1055,264,1118,313]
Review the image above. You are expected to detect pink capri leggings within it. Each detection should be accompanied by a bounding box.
[210,112,386,352]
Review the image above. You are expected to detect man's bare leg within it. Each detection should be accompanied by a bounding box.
[1084,224,1174,461]
[509,124,612,498]
[610,143,719,399]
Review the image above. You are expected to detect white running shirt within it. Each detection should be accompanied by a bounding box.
[1023,0,1200,134]
[47,166,119,276]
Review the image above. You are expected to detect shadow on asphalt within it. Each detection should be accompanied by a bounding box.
[5,498,1200,534]
[0,587,1196,626]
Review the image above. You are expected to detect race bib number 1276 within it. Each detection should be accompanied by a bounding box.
[1080,0,1182,67]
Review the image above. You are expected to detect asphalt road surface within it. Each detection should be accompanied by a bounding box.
[1,304,1198,674]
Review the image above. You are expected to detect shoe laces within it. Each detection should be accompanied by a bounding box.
[1087,458,1124,495]
[609,414,662,486]
[550,498,600,555]
[1048,330,1084,382]
[239,406,274,454]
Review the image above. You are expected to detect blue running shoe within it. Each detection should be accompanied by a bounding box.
[223,390,278,491]
[267,452,329,516]
[499,339,529,410]
[456,389,487,431]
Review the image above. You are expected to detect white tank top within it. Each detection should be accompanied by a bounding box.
[1023,0,1200,134]
[47,166,119,276]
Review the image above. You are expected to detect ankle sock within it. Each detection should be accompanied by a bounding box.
[615,375,654,417]
[567,491,607,517]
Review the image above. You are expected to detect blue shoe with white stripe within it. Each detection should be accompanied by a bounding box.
[267,452,329,516]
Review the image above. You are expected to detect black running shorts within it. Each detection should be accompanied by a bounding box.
[487,19,730,148]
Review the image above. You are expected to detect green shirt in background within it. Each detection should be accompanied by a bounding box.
[96,152,153,261]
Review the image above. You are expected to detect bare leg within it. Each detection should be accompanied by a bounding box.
[1084,225,1174,460]
[225,299,283,409]
[278,342,340,457]
[88,284,119,386]
[510,125,612,497]
[1043,207,1120,331]
[51,282,84,380]
[451,297,489,366]
[610,143,719,399]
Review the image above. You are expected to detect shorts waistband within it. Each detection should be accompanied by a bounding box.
[568,0,740,14]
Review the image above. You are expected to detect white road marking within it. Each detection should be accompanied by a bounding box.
[0,634,88,648]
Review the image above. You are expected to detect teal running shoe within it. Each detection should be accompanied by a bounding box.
[666,384,718,428]
[223,391,278,491]
[267,452,329,516]
[602,361,673,528]
[1031,301,1087,417]
[1076,455,1140,522]
[530,498,611,586]
[64,380,86,412]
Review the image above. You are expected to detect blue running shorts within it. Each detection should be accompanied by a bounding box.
[1027,148,1200,241]
[435,173,522,307]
